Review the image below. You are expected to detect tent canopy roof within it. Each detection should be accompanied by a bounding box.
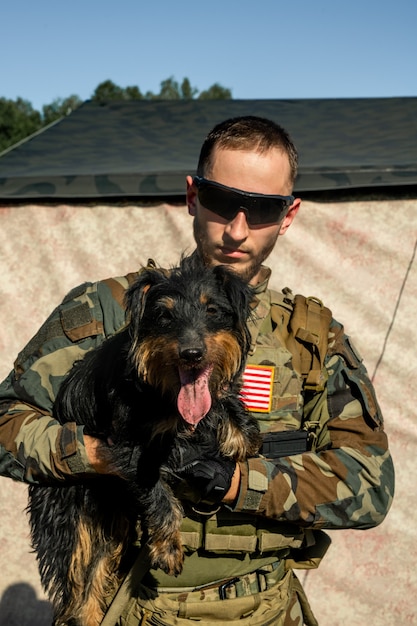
[1,97,416,200]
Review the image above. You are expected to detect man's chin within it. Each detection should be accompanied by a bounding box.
[194,238,262,283]
[216,257,260,284]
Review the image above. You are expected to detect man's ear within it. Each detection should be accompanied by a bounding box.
[279,197,301,235]
[186,175,197,216]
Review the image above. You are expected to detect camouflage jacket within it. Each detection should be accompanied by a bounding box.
[0,267,394,539]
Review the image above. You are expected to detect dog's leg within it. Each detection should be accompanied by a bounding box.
[28,485,86,623]
[28,482,133,626]
[69,513,127,626]
[73,484,135,626]
[138,479,184,576]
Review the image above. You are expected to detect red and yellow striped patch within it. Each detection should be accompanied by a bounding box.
[240,364,274,413]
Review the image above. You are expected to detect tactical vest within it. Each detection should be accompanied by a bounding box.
[245,286,332,439]
[177,287,333,561]
[102,286,333,624]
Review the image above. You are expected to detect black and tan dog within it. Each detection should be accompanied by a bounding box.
[28,255,261,626]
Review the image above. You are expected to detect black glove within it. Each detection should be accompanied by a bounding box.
[175,454,236,506]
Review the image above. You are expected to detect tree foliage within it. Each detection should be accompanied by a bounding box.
[91,77,230,102]
[91,80,136,102]
[198,83,232,100]
[0,77,231,152]
[42,95,83,126]
[0,97,41,153]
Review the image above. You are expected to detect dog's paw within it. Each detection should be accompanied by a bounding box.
[149,531,184,576]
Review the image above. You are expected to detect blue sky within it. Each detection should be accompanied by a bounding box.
[2,0,416,112]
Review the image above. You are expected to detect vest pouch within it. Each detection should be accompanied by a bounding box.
[204,512,258,554]
[285,529,332,570]
[256,518,304,554]
[188,510,306,555]
[261,430,309,458]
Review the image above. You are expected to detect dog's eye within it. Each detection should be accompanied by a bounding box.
[206,304,218,315]
[158,309,173,325]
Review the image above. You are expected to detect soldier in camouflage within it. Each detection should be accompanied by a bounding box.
[0,116,394,626]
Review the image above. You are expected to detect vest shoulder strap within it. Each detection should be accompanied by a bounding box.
[269,288,333,392]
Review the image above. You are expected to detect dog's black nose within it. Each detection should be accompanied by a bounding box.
[180,347,204,362]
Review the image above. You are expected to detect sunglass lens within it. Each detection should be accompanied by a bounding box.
[198,186,236,221]
[197,180,289,225]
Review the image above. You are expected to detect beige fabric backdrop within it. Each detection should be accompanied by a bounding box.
[0,198,416,625]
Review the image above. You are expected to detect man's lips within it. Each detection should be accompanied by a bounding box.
[219,246,248,259]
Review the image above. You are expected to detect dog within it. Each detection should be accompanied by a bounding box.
[27,254,261,626]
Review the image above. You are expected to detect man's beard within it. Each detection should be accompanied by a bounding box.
[193,216,278,284]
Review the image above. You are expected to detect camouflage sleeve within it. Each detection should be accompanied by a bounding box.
[233,321,395,530]
[0,275,134,483]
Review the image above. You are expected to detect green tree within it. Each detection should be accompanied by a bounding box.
[92,77,229,101]
[0,97,42,153]
[198,83,232,100]
[0,77,232,152]
[149,77,182,100]
[92,80,143,102]
[42,95,83,126]
[180,77,198,99]
[145,76,199,100]
[92,79,126,101]
[125,85,143,100]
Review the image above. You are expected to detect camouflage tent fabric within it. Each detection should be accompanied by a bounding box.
[0,193,416,625]
[0,98,416,624]
[0,97,416,199]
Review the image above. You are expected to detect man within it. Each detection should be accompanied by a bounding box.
[0,116,394,625]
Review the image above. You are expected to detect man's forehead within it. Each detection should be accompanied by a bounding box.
[207,146,293,194]
[209,144,290,167]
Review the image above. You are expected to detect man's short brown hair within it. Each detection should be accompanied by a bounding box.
[196,116,298,187]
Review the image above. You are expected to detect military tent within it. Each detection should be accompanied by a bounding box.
[0,98,416,625]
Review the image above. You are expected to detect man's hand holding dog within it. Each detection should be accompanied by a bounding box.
[172,448,240,508]
[85,434,241,505]
[84,435,110,473]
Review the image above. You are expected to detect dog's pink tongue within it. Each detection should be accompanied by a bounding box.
[178,365,213,425]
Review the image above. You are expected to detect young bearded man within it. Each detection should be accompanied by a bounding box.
[0,116,394,625]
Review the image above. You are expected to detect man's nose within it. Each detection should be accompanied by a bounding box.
[225,210,249,240]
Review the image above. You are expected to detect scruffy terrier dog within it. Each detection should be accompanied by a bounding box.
[28,255,261,626]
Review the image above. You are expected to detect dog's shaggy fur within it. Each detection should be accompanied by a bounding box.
[27,255,261,626]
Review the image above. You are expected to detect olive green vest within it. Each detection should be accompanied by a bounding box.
[176,287,333,561]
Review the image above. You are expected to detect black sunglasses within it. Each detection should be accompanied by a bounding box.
[193,176,294,226]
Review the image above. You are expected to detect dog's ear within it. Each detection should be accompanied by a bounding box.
[124,263,168,324]
[213,266,254,352]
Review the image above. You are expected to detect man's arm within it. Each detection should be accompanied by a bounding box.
[0,390,93,482]
[230,324,395,530]
[0,276,131,483]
